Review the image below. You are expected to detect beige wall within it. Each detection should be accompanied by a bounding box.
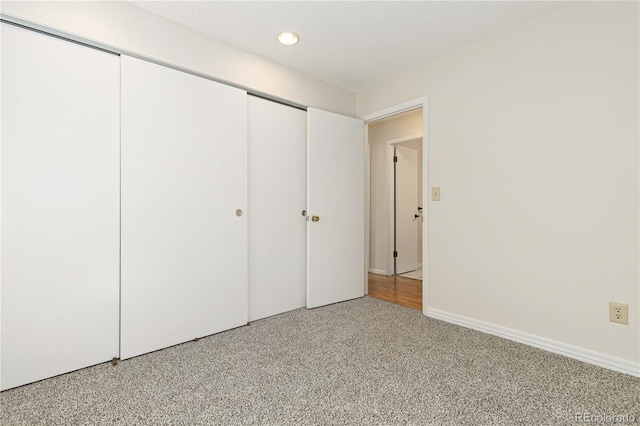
[369,110,423,274]
[359,2,639,364]
[0,1,355,116]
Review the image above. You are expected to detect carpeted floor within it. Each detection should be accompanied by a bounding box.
[1,297,638,425]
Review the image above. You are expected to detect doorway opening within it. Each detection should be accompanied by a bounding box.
[365,107,424,310]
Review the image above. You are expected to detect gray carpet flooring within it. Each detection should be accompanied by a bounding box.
[1,296,639,425]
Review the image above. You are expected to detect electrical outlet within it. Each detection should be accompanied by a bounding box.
[609,302,628,325]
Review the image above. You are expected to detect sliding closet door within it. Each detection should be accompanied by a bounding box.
[1,24,120,390]
[248,96,306,321]
[120,56,247,359]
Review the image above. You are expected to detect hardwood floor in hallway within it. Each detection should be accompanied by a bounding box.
[367,272,422,311]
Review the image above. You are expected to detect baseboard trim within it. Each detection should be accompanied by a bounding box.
[368,269,388,275]
[425,308,640,378]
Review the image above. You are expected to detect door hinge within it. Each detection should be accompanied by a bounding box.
[393,156,398,163]
[393,250,398,258]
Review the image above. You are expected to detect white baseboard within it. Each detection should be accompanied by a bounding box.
[425,308,640,378]
[368,269,388,275]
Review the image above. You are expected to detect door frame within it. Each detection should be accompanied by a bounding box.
[360,96,429,313]
[386,135,423,276]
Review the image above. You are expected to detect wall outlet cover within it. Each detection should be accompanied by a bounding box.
[609,302,628,325]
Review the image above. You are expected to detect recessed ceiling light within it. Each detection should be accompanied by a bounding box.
[277,32,299,46]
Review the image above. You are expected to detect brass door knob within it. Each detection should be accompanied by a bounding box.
[311,215,320,222]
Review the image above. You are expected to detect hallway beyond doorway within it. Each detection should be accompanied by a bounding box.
[367,273,422,311]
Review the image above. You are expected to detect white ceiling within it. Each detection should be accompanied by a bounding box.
[130,1,569,92]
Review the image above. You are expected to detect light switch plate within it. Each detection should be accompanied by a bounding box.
[432,187,441,201]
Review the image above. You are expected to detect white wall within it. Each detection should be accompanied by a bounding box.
[0,1,355,116]
[359,2,640,365]
[369,110,423,274]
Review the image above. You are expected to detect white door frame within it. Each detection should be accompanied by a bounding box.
[386,134,423,276]
[360,96,429,313]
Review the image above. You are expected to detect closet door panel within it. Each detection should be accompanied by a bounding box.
[1,24,120,390]
[307,108,365,309]
[248,97,306,321]
[120,56,247,359]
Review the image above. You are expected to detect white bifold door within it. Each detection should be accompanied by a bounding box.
[120,56,248,359]
[307,108,365,308]
[1,24,120,390]
[248,97,307,321]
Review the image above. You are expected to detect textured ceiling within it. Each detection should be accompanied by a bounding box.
[130,1,569,92]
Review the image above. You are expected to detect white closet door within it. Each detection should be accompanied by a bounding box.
[307,108,365,308]
[1,24,120,390]
[120,56,247,359]
[248,96,306,321]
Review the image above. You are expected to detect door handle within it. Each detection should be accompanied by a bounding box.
[311,215,320,222]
